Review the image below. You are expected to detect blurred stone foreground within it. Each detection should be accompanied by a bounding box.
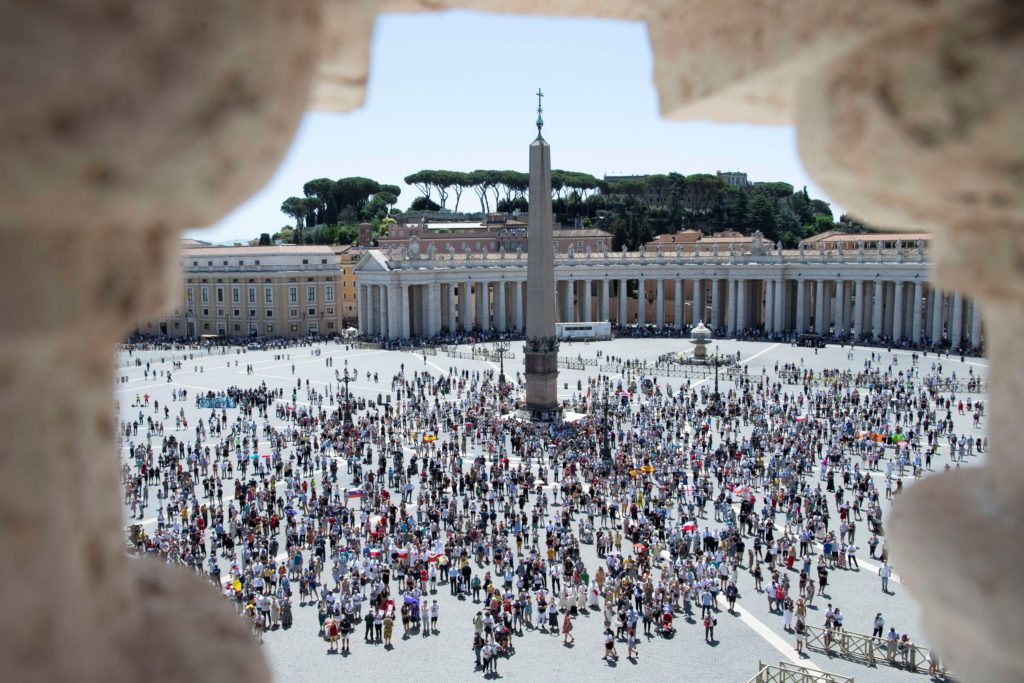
[0,1,1020,681]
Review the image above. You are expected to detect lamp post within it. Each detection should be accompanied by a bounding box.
[340,358,354,426]
[713,344,720,413]
[493,340,510,386]
[601,388,613,466]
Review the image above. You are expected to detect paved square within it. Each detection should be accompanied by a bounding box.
[116,337,985,681]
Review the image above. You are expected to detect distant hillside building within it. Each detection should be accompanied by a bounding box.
[716,171,751,188]
[379,212,611,256]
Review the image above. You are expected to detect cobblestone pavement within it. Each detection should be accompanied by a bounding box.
[116,338,985,681]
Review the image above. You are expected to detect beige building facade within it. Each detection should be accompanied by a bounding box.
[137,245,344,339]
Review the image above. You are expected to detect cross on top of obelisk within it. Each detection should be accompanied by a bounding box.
[536,88,544,139]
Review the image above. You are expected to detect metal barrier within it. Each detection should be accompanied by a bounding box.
[803,626,946,676]
[748,660,854,683]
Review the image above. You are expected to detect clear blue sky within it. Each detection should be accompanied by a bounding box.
[192,10,839,243]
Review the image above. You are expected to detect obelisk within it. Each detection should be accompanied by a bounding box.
[523,88,560,420]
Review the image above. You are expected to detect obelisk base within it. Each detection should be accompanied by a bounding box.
[523,344,560,421]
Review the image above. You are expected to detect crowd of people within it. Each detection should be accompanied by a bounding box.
[118,340,976,677]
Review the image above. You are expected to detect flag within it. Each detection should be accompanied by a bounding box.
[424,433,437,443]
[682,521,698,532]
[347,488,366,499]
[397,549,409,559]
[428,552,440,563]
[369,548,381,558]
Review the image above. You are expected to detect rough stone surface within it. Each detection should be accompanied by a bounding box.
[2,0,1022,681]
[0,0,321,232]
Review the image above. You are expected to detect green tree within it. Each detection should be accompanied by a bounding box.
[410,196,440,212]
[258,233,271,246]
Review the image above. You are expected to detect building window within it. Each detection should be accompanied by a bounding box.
[289,287,297,303]
[186,287,194,304]
[302,259,308,265]
[233,309,240,317]
[207,261,213,266]
[327,322,335,330]
[289,308,298,318]
[321,259,327,264]
[307,286,316,302]
[255,260,260,266]
[249,309,256,318]
[216,288,223,303]
[265,287,272,304]
[234,324,240,331]
[238,260,243,266]
[202,309,209,316]
[248,287,255,303]
[308,307,316,316]
[325,285,334,302]
[265,309,274,318]
[217,309,224,317]
[326,307,334,316]
[201,287,209,303]
[174,322,179,329]
[203,323,210,330]
[232,287,239,304]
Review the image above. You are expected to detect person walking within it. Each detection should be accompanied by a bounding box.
[561,613,574,644]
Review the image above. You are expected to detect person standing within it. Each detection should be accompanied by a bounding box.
[703,614,716,642]
[879,561,892,592]
[872,613,885,639]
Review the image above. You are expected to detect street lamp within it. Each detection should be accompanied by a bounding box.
[339,358,354,426]
[713,344,721,413]
[493,340,510,386]
[601,388,613,465]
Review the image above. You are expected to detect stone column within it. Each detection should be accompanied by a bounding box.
[357,283,368,335]
[931,288,944,344]
[774,277,784,333]
[692,278,704,326]
[459,282,471,332]
[476,282,489,332]
[446,284,456,332]
[637,278,646,326]
[763,279,774,334]
[950,292,963,348]
[912,281,923,344]
[600,279,610,321]
[655,278,665,328]
[871,281,884,341]
[814,279,825,333]
[726,278,737,334]
[710,278,721,330]
[851,280,863,339]
[674,279,684,328]
[399,284,410,339]
[618,279,628,326]
[378,286,389,338]
[736,279,747,332]
[834,280,845,336]
[512,281,524,332]
[581,280,592,323]
[492,282,505,333]
[795,279,806,332]
[969,300,982,349]
[892,281,904,343]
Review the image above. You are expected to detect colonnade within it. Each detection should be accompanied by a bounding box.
[356,268,983,349]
